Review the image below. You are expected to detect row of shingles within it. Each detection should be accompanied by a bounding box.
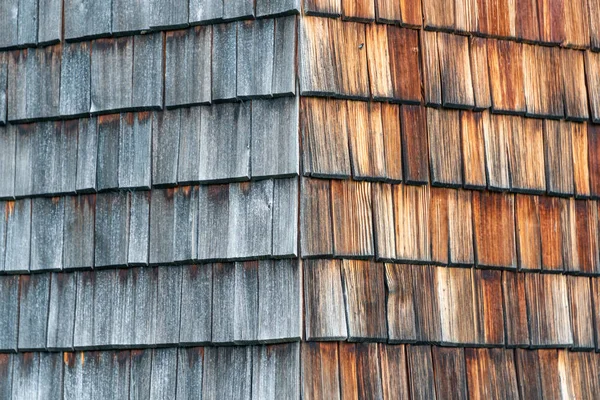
[302,99,600,199]
[0,177,297,274]
[0,97,298,199]
[304,0,600,51]
[0,0,299,50]
[0,261,300,351]
[302,178,600,275]
[300,18,600,121]
[303,342,600,400]
[0,343,299,400]
[0,15,296,124]
[305,259,598,350]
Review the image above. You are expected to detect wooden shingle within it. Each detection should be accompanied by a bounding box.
[537,0,566,44]
[563,0,590,48]
[347,101,386,180]
[381,103,402,182]
[406,345,437,399]
[304,0,341,17]
[420,30,442,106]
[4,199,31,273]
[0,125,16,198]
[112,0,150,34]
[544,120,575,196]
[0,202,6,272]
[448,189,475,265]
[128,191,150,265]
[562,49,589,121]
[523,44,564,118]
[299,17,338,95]
[422,0,454,30]
[508,116,546,193]
[75,118,97,192]
[573,200,600,274]
[189,0,222,24]
[538,196,564,272]
[202,347,252,400]
[437,32,474,108]
[485,113,511,190]
[152,110,180,187]
[387,26,422,103]
[149,0,188,29]
[477,0,516,38]
[412,265,442,342]
[380,345,410,400]
[589,124,600,197]
[436,267,477,345]
[177,107,202,184]
[149,188,175,265]
[118,113,152,189]
[212,23,238,101]
[18,274,50,350]
[385,264,417,342]
[60,42,91,117]
[567,276,595,350]
[400,105,429,184]
[38,353,64,399]
[393,184,431,262]
[515,194,542,271]
[64,0,111,40]
[572,123,591,198]
[197,184,229,260]
[252,343,300,400]
[339,343,384,399]
[63,195,95,270]
[47,272,77,350]
[272,15,296,96]
[173,186,199,263]
[465,349,519,399]
[300,178,333,257]
[179,265,212,345]
[427,108,463,186]
[301,343,341,400]
[13,124,34,197]
[150,349,177,399]
[132,33,163,110]
[12,353,40,399]
[473,269,504,346]
[0,54,7,125]
[176,348,204,400]
[516,0,540,42]
[586,51,600,122]
[223,0,254,20]
[373,184,396,260]
[95,192,129,268]
[341,0,374,21]
[0,276,18,351]
[487,39,525,114]
[333,20,370,99]
[432,347,468,400]
[272,178,299,257]
[561,198,579,273]
[454,0,478,33]
[429,188,449,265]
[365,24,393,101]
[469,37,492,110]
[0,3,18,49]
[96,114,120,191]
[31,197,64,272]
[237,19,275,99]
[256,0,300,16]
[90,37,133,113]
[154,266,182,345]
[460,111,487,189]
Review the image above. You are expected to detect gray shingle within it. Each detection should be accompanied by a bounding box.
[179,265,212,345]
[91,37,133,113]
[38,353,64,399]
[17,0,38,46]
[14,124,34,197]
[63,351,94,400]
[132,268,158,346]
[165,27,211,108]
[0,54,8,124]
[0,2,18,49]
[0,125,16,198]
[256,0,300,16]
[47,272,77,350]
[96,114,120,191]
[252,343,300,400]
[0,275,19,351]
[212,23,237,101]
[112,0,151,34]
[154,266,182,345]
[132,33,164,109]
[237,19,274,99]
[0,355,12,399]
[272,15,296,96]
[177,107,202,183]
[272,178,299,257]
[149,188,175,265]
[26,46,61,120]
[130,350,152,400]
[227,179,274,259]
[111,270,135,347]
[12,352,39,400]
[223,0,254,20]
[198,102,251,182]
[176,348,204,400]
[95,192,130,268]
[7,51,27,121]
[0,202,6,272]
[173,186,199,263]
[4,198,31,273]
[37,0,62,45]
[56,120,79,194]
[76,117,98,192]
[189,0,222,23]
[91,270,117,347]
[202,346,252,400]
[211,263,236,343]
[73,272,94,348]
[95,351,130,399]
[30,197,64,272]
[63,194,95,270]
[251,97,299,179]
[258,260,301,341]
[150,0,189,29]
[128,191,150,265]
[60,42,91,118]
[18,274,50,350]
[150,348,178,399]
[31,122,59,195]
[119,112,152,189]
[233,261,259,343]
[197,184,229,260]
[152,110,180,186]
[64,0,112,41]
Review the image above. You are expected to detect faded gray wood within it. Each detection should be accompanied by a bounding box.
[14,124,34,197]
[31,122,59,195]
[179,265,213,345]
[252,97,299,178]
[18,274,50,350]
[227,180,273,259]
[257,0,300,16]
[189,0,222,23]
[0,276,19,351]
[0,202,6,271]
[0,1,18,49]
[212,263,236,343]
[76,117,98,192]
[64,0,112,40]
[0,54,7,124]
[12,353,39,400]
[7,51,27,121]
[252,343,300,400]
[112,0,151,34]
[258,260,301,341]
[73,271,95,348]
[91,270,116,347]
[91,37,133,113]
[223,0,254,19]
[272,16,296,95]
[202,346,252,400]
[149,188,175,264]
[237,19,274,98]
[111,269,135,347]
[132,33,164,109]
[56,120,78,194]
[234,261,259,343]
[60,42,91,117]
[199,102,251,182]
[31,197,64,271]
[176,348,204,400]
[132,268,158,346]
[63,194,95,270]
[128,191,150,265]
[212,23,237,101]
[63,351,95,400]
[154,266,182,345]
[38,353,64,400]
[173,186,199,262]
[177,107,202,183]
[38,0,63,44]
[0,125,16,198]
[150,348,178,399]
[4,198,31,273]
[152,109,180,186]
[17,0,38,46]
[0,354,12,399]
[197,184,229,260]
[95,351,130,400]
[96,114,120,190]
[150,0,189,29]
[47,272,77,350]
[165,27,212,108]
[119,113,152,189]
[272,178,299,257]
[130,350,152,400]
[95,192,130,268]
[26,47,61,121]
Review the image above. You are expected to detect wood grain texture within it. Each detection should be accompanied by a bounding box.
[406,345,437,400]
[202,347,252,400]
[436,267,477,345]
[90,37,133,114]
[331,180,373,257]
[429,188,449,264]
[299,17,338,95]
[537,0,565,44]
[30,197,64,272]
[304,0,341,17]
[455,0,478,33]
[508,116,546,193]
[0,54,7,125]
[437,32,475,108]
[567,276,595,350]
[149,0,188,29]
[252,343,300,400]
[0,276,18,351]
[132,33,163,110]
[212,23,238,101]
[460,111,487,189]
[516,0,540,42]
[76,118,97,192]
[422,0,455,30]
[589,124,600,197]
[385,264,417,342]
[381,103,402,182]
[563,0,590,48]
[339,343,383,399]
[523,44,564,118]
[373,184,396,260]
[63,195,95,270]
[0,128,18,196]
[400,105,429,184]
[412,266,442,342]
[365,24,393,101]
[94,192,129,268]
[387,27,422,103]
[237,19,275,99]
[432,347,468,400]
[341,0,374,21]
[272,178,299,257]
[64,0,111,40]
[515,194,542,271]
[469,37,491,110]
[448,190,474,265]
[473,192,516,269]
[544,120,575,195]
[473,269,504,345]
[487,39,525,114]
[197,184,229,261]
[393,185,431,262]
[18,274,50,350]
[179,265,212,345]
[574,200,600,274]
[538,196,564,272]
[300,178,333,257]
[47,272,77,350]
[60,42,91,117]
[427,108,463,186]
[4,198,31,273]
[420,30,442,106]
[301,342,341,400]
[485,113,510,190]
[347,101,386,180]
[477,0,516,38]
[586,51,600,122]
[333,20,370,99]
[128,191,150,265]
[118,113,152,189]
[176,348,204,400]
[112,0,150,34]
[572,123,591,197]
[561,49,589,121]
[465,348,519,399]
[272,15,296,96]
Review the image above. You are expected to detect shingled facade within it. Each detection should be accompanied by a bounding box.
[1,0,600,398]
